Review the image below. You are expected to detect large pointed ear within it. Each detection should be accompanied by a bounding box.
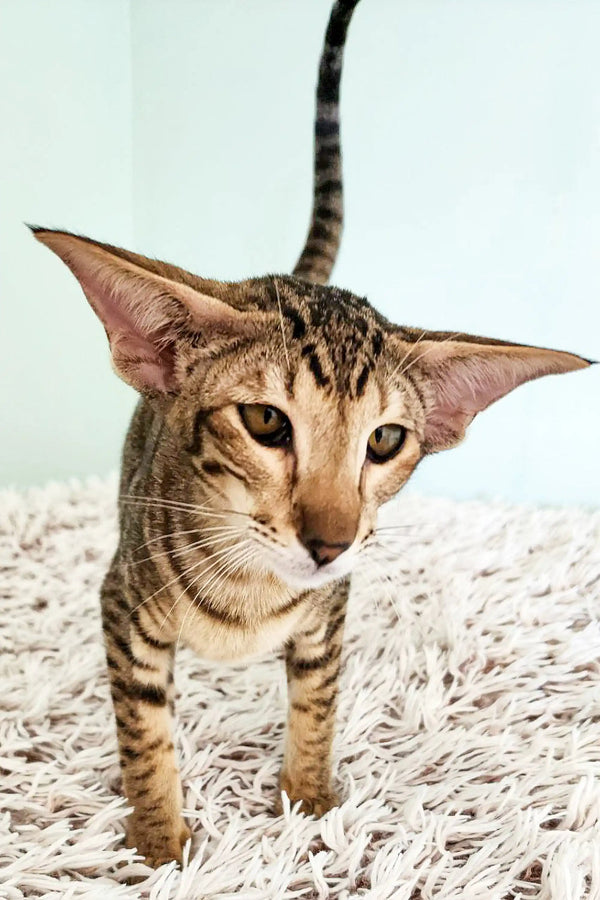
[31,228,250,395]
[397,331,593,453]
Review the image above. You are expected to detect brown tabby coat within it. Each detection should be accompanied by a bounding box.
[32,0,591,868]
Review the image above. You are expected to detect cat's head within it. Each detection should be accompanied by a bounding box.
[33,229,591,590]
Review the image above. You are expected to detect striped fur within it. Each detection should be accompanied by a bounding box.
[31,0,591,870]
[294,0,361,284]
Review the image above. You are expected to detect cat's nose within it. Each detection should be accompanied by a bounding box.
[304,538,350,567]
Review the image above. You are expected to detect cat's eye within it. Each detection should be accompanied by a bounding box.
[239,404,292,448]
[367,424,406,463]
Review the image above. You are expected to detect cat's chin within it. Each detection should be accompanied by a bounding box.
[281,569,349,592]
[259,549,355,593]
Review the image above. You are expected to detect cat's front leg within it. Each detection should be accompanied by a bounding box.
[280,578,349,816]
[101,569,190,867]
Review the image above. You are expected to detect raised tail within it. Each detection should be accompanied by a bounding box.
[293,0,361,285]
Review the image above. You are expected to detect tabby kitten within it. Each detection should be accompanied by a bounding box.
[33,0,591,868]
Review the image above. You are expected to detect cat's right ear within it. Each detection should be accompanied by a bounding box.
[31,228,250,395]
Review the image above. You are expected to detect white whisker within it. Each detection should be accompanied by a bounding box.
[128,529,244,568]
[157,540,253,634]
[389,328,427,382]
[273,277,290,371]
[132,523,246,554]
[120,494,253,520]
[397,331,465,380]
[190,541,255,602]
[128,538,247,619]
[174,544,258,654]
[132,528,203,553]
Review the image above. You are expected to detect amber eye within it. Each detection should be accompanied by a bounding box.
[367,424,406,463]
[239,404,291,447]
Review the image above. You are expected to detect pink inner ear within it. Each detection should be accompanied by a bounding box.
[111,332,177,394]
[74,267,179,393]
[420,351,556,450]
[416,336,590,452]
[34,230,251,395]
[435,357,518,415]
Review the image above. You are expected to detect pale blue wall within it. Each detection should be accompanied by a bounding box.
[2,1,598,505]
[0,0,135,485]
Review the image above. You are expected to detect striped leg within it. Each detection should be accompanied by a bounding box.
[280,580,348,815]
[101,569,190,867]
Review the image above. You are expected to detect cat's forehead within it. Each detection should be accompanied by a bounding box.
[252,275,386,331]
[247,276,392,398]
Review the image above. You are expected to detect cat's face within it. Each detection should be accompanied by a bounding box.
[170,283,424,589]
[32,229,590,592]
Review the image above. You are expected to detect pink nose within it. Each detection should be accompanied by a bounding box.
[304,539,350,567]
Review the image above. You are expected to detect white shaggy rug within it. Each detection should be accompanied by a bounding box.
[1,477,600,900]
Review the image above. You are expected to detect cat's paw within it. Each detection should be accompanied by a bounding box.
[126,819,191,868]
[276,774,340,818]
[298,790,340,817]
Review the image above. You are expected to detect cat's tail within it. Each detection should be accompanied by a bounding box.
[293,0,361,285]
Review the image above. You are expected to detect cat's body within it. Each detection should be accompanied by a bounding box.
[33,0,591,868]
[106,409,348,866]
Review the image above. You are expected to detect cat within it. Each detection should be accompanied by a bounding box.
[32,0,591,869]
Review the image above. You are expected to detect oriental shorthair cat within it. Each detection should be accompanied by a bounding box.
[32,0,592,867]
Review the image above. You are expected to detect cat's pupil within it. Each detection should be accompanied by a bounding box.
[264,408,274,425]
[375,427,383,444]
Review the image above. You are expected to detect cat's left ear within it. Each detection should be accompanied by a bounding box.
[31,227,252,395]
[395,332,593,453]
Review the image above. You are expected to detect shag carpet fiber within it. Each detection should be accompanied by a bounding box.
[1,477,600,899]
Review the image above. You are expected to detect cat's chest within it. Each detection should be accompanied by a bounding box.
[170,572,312,662]
[134,533,316,662]
[181,601,308,662]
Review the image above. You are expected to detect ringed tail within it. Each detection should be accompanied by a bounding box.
[293,0,362,285]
